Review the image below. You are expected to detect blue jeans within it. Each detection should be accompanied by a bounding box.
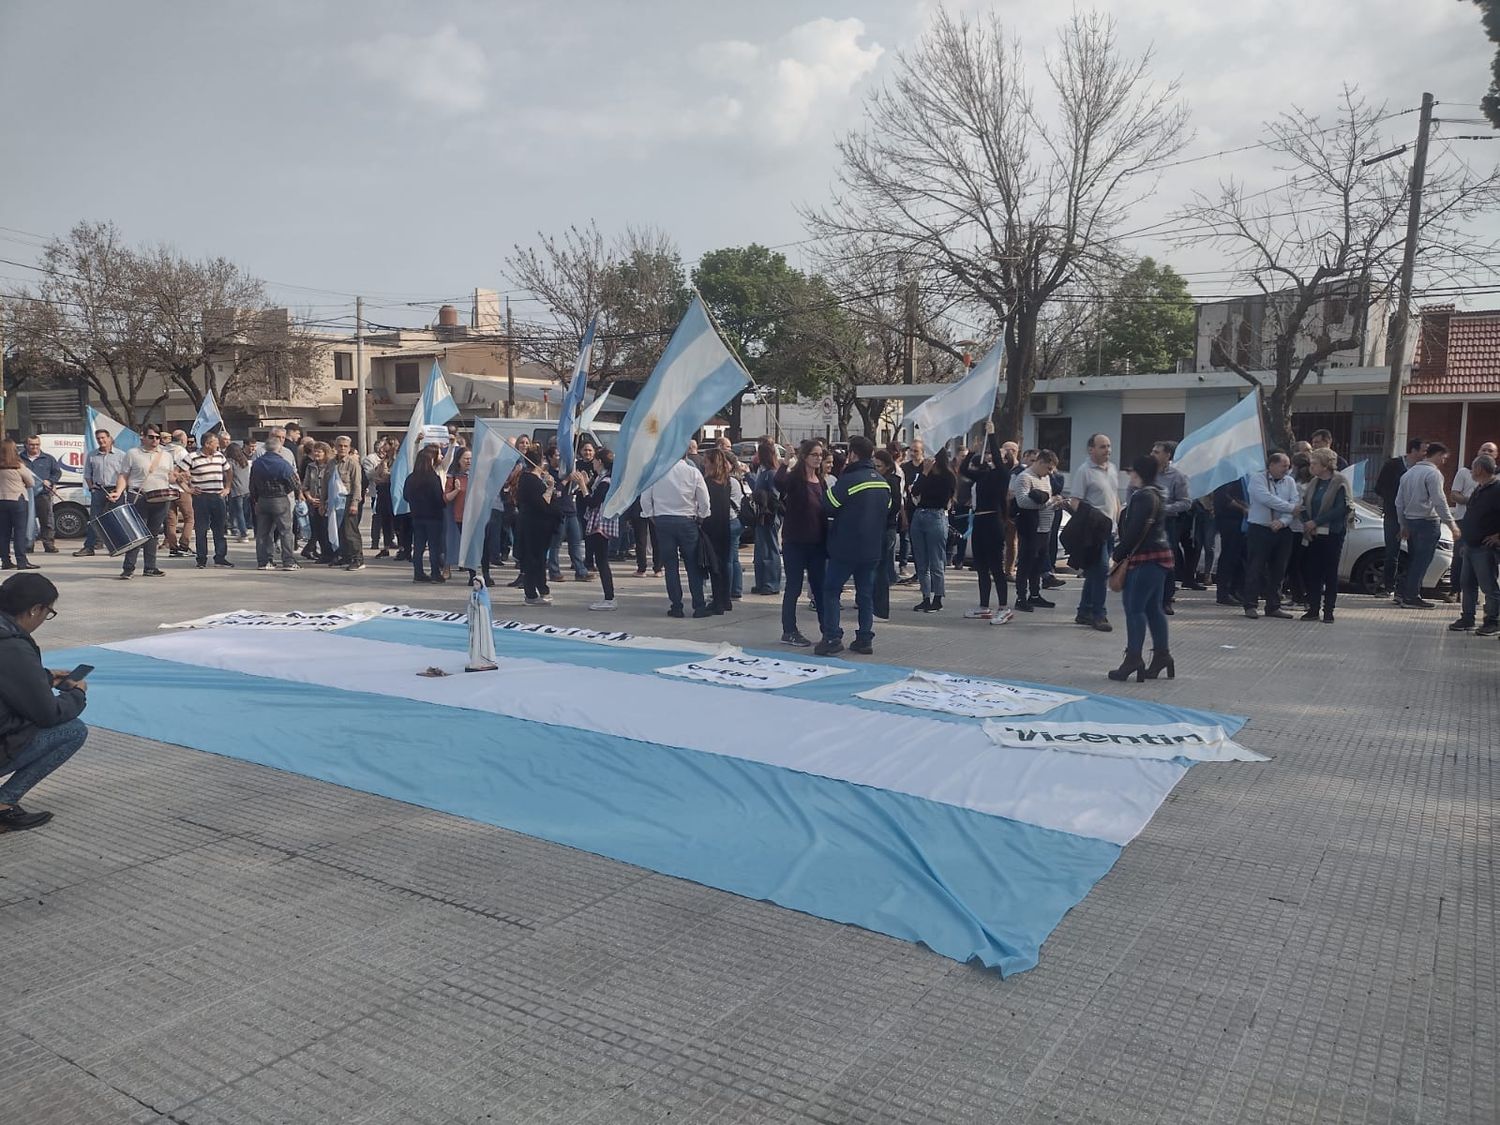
[781,540,826,636]
[81,490,114,551]
[727,518,744,597]
[1401,519,1441,604]
[549,513,586,579]
[654,515,706,611]
[1122,562,1170,657]
[910,509,947,599]
[753,518,783,592]
[883,527,898,586]
[294,499,310,542]
[0,498,30,566]
[1077,536,1114,621]
[1459,542,1499,624]
[228,494,251,536]
[823,558,877,643]
[0,718,87,805]
[411,516,444,578]
[192,494,229,563]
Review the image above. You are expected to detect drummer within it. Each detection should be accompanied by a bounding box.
[115,426,176,581]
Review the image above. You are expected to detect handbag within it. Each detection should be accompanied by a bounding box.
[1108,490,1161,593]
[695,522,721,574]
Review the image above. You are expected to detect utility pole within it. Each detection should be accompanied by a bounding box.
[1380,91,1435,460]
[354,295,367,455]
[505,297,515,418]
[902,272,917,385]
[0,314,7,437]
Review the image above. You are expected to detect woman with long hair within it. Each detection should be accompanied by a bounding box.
[962,422,1012,620]
[773,439,827,646]
[909,448,956,612]
[1299,447,1351,623]
[444,448,471,580]
[369,438,397,557]
[580,448,619,610]
[515,447,561,606]
[1108,454,1174,682]
[403,446,447,583]
[300,442,333,563]
[0,440,38,570]
[225,443,252,542]
[702,448,735,613]
[751,438,782,595]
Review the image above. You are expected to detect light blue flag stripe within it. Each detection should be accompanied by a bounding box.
[391,361,458,516]
[83,407,139,501]
[458,418,524,571]
[1346,458,1368,497]
[902,340,1002,450]
[1172,392,1267,499]
[557,318,597,476]
[602,295,750,519]
[191,391,222,443]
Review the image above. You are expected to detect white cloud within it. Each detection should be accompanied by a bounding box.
[348,24,488,114]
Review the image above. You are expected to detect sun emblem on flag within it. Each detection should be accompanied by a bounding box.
[645,415,660,436]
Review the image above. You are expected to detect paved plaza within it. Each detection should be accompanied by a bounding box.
[3,541,1495,1124]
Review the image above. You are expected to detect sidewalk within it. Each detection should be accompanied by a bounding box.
[4,543,1494,1123]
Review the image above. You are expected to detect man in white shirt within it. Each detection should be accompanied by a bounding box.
[1072,433,1120,629]
[1448,440,1497,603]
[641,452,711,619]
[115,426,176,580]
[1242,453,1301,619]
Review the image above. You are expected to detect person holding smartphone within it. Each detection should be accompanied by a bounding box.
[0,572,88,833]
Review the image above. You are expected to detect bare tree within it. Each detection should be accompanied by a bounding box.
[8,222,165,428]
[806,7,1189,441]
[1178,88,1500,448]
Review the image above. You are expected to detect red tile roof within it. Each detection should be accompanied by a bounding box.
[1407,306,1500,395]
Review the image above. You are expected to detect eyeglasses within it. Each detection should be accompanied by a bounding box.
[143,433,160,440]
[42,607,57,621]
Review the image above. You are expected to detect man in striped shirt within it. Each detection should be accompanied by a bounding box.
[185,433,234,569]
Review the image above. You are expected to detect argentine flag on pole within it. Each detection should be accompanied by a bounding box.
[392,361,458,516]
[1172,391,1268,499]
[602,294,751,520]
[1345,458,1368,498]
[83,406,139,501]
[900,340,1002,450]
[579,381,615,435]
[458,418,524,571]
[192,390,223,444]
[557,317,597,476]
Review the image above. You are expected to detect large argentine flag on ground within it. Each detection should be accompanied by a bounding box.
[901,340,1002,450]
[602,295,750,519]
[392,362,458,515]
[1173,391,1267,499]
[191,390,223,444]
[557,318,597,476]
[458,418,524,571]
[53,611,1258,976]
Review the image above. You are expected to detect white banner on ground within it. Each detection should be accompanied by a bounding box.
[858,671,1080,718]
[161,604,389,631]
[656,646,852,691]
[379,605,469,623]
[983,719,1268,762]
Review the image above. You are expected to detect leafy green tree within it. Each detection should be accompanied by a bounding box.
[1089,258,1195,375]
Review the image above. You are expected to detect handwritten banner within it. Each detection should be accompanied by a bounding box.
[983,720,1268,762]
[656,647,852,691]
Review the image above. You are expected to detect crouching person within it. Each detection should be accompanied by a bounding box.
[0,573,88,833]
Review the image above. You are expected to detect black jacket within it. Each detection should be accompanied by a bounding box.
[1059,501,1112,568]
[0,612,86,766]
[962,439,1012,515]
[1111,486,1170,563]
[1461,478,1500,543]
[823,460,892,565]
[1374,456,1409,508]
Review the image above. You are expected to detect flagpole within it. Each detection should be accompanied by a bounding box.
[691,286,764,443]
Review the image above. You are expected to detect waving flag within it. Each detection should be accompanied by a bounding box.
[602,295,750,519]
[901,341,1002,450]
[578,381,615,435]
[192,390,223,444]
[1345,458,1368,498]
[392,361,458,515]
[458,418,524,571]
[557,318,597,475]
[1173,391,1267,499]
[326,463,346,553]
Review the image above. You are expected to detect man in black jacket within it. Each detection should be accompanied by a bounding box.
[0,573,88,832]
[1450,455,1500,635]
[818,436,892,656]
[1375,437,1426,594]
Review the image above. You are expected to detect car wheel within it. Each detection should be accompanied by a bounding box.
[1350,548,1403,595]
[52,503,89,539]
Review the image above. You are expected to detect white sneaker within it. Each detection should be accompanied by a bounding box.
[589,599,617,611]
[964,606,993,619]
[990,607,1016,625]
[258,563,273,571]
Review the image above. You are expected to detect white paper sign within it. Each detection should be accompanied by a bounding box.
[983,720,1268,763]
[162,605,385,631]
[656,646,852,691]
[857,670,1080,718]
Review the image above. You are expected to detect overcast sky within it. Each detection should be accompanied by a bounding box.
[2,0,1497,326]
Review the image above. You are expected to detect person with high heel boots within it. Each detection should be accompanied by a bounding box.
[1108,455,1175,683]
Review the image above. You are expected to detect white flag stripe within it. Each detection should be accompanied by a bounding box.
[1172,393,1266,499]
[902,342,1002,450]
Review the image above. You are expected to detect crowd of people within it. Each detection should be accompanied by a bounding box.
[9,417,1497,680]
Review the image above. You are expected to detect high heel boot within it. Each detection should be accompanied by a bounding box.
[1143,650,1175,680]
[1108,650,1147,682]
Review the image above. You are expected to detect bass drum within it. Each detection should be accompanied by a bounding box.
[91,502,151,557]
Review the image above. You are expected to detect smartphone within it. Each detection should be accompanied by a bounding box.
[64,663,94,683]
